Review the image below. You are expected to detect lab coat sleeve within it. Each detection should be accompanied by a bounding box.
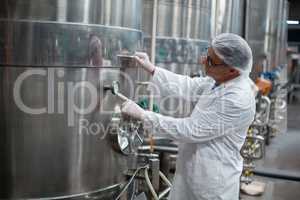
[149,67,215,102]
[143,97,254,143]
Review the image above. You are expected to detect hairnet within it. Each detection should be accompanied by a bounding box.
[212,33,253,75]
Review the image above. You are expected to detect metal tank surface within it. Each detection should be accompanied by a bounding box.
[0,0,143,199]
[263,0,288,69]
[244,0,288,150]
[245,0,288,135]
[245,0,288,78]
[142,0,246,117]
[264,0,288,135]
[140,0,214,182]
[244,0,269,79]
[212,0,245,36]
[142,0,212,117]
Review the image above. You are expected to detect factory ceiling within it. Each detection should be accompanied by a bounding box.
[288,0,300,20]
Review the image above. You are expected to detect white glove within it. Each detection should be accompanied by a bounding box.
[121,100,146,120]
[134,52,156,74]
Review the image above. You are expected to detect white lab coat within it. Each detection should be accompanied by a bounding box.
[144,67,256,200]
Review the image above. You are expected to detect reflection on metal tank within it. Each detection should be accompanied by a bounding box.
[0,0,143,199]
[142,0,212,39]
[245,0,288,136]
[0,0,142,28]
[278,0,288,71]
[245,0,268,79]
[264,0,288,135]
[264,0,288,69]
[212,0,245,36]
[245,0,288,79]
[142,0,212,117]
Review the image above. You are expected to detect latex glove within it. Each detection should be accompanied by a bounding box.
[134,52,155,74]
[121,100,146,120]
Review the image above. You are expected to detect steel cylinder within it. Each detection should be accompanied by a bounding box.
[142,0,213,117]
[212,0,245,36]
[245,0,288,79]
[0,0,143,199]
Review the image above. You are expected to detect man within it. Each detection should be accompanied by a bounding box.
[121,33,256,200]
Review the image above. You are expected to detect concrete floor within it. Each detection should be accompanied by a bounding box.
[241,177,300,200]
[241,97,300,200]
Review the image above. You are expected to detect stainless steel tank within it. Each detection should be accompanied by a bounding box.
[0,0,143,199]
[264,0,288,135]
[244,0,269,79]
[212,0,245,36]
[142,0,247,117]
[245,0,288,135]
[278,0,288,70]
[142,0,213,117]
[245,0,288,79]
[264,0,288,69]
[142,0,212,39]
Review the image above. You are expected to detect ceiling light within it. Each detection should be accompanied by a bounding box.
[287,20,299,25]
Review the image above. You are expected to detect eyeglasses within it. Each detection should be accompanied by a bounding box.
[206,55,227,68]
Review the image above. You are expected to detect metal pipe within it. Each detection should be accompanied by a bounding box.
[242,0,248,38]
[254,169,300,182]
[151,0,158,63]
[139,145,178,154]
[115,165,149,200]
[144,168,159,200]
[158,187,171,199]
[159,171,172,187]
[261,95,271,124]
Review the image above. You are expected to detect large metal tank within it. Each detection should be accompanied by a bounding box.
[245,0,288,79]
[212,0,245,36]
[0,0,143,199]
[142,0,213,117]
[142,0,212,40]
[142,0,247,117]
[141,0,249,181]
[264,0,288,69]
[264,0,288,135]
[244,0,269,79]
[245,0,288,135]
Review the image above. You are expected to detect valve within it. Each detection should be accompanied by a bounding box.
[106,81,144,155]
[110,104,144,155]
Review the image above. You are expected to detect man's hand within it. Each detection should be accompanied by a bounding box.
[134,52,156,74]
[121,100,146,120]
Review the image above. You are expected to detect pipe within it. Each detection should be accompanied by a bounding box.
[144,167,159,200]
[115,165,149,200]
[139,145,178,154]
[150,0,158,63]
[242,0,248,38]
[261,96,271,124]
[254,169,300,182]
[158,187,171,199]
[159,171,172,187]
[144,168,173,200]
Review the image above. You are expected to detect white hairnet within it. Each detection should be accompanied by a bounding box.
[212,33,253,75]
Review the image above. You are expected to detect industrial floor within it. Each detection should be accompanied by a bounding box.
[241,98,300,200]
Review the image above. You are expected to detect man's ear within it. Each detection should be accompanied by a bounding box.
[227,68,241,80]
[229,68,240,75]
